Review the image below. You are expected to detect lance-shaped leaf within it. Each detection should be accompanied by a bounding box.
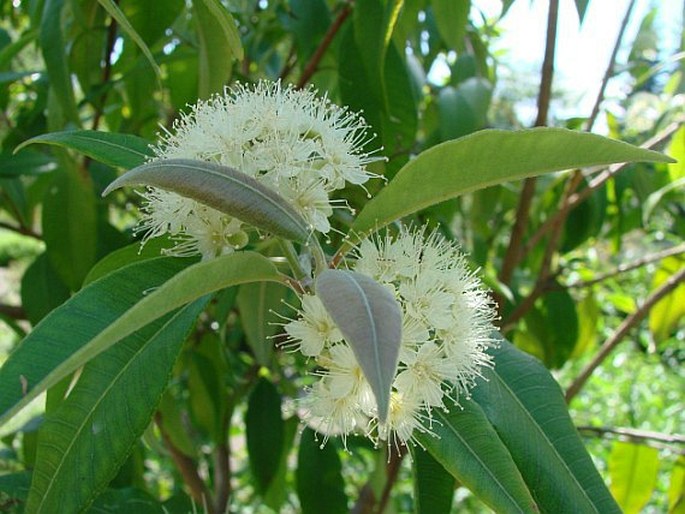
[472,338,621,513]
[314,269,402,422]
[0,252,283,426]
[15,130,153,169]
[102,158,310,242]
[350,128,676,243]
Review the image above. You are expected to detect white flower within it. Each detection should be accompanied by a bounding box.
[284,295,343,357]
[136,81,381,259]
[288,225,498,447]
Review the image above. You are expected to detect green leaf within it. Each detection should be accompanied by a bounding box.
[84,239,172,286]
[472,339,621,513]
[574,0,590,24]
[608,441,659,514]
[25,299,208,514]
[237,281,290,365]
[438,78,492,140]
[350,128,675,242]
[103,159,310,242]
[0,252,282,426]
[40,0,80,124]
[649,256,685,343]
[0,151,57,178]
[20,253,71,325]
[296,428,347,514]
[415,399,537,513]
[15,130,154,169]
[193,0,242,98]
[88,487,166,514]
[315,269,402,422]
[42,166,97,291]
[246,379,285,494]
[432,0,470,50]
[96,0,162,87]
[668,457,685,514]
[410,446,455,514]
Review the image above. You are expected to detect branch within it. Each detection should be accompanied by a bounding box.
[577,425,685,453]
[296,3,352,89]
[91,0,119,131]
[565,266,685,402]
[585,0,637,131]
[566,243,685,289]
[495,0,559,313]
[0,303,27,321]
[155,412,214,513]
[0,220,41,240]
[378,446,406,513]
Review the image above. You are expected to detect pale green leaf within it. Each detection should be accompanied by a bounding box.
[649,256,685,343]
[315,269,402,422]
[350,128,675,242]
[608,441,659,514]
[103,159,310,242]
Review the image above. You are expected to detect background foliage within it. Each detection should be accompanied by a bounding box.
[0,0,683,512]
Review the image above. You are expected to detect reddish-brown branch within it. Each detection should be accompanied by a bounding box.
[586,0,637,132]
[495,0,559,313]
[0,303,27,320]
[565,266,685,402]
[91,0,120,131]
[0,220,42,240]
[296,3,352,89]
[155,413,213,512]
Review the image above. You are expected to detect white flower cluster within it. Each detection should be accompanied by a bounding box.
[284,226,497,447]
[137,81,380,259]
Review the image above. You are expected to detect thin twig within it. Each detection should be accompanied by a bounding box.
[155,412,214,513]
[577,425,685,449]
[377,447,406,513]
[91,0,119,131]
[296,3,352,89]
[565,266,685,402]
[0,303,27,320]
[213,442,231,514]
[0,220,42,240]
[495,0,559,313]
[585,0,637,131]
[566,243,685,289]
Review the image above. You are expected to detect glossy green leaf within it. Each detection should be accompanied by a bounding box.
[103,159,310,242]
[20,252,71,325]
[40,0,79,124]
[88,487,166,514]
[16,130,153,169]
[416,399,537,513]
[410,446,455,514]
[42,166,97,291]
[472,339,621,513]
[193,0,238,98]
[25,299,208,514]
[296,428,347,514]
[608,441,659,514]
[246,379,285,494]
[96,0,162,86]
[649,256,685,343]
[315,269,402,422]
[0,252,283,426]
[237,281,290,365]
[0,151,57,177]
[350,128,675,241]
[84,239,171,286]
[263,417,299,510]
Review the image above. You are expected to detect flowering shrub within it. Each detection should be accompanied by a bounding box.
[138,81,379,259]
[286,227,497,446]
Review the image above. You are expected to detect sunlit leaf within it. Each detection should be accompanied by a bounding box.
[608,441,659,514]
